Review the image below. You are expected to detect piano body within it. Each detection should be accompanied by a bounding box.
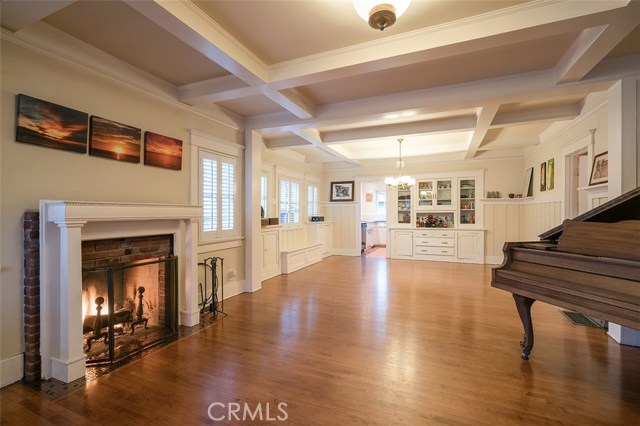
[492,186,640,360]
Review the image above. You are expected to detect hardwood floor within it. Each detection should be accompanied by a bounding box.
[2,256,639,425]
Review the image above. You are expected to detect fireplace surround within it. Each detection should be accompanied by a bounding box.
[38,200,201,383]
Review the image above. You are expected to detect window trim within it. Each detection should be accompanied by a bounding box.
[276,166,303,228]
[190,130,244,245]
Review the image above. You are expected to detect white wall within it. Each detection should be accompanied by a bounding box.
[0,40,242,385]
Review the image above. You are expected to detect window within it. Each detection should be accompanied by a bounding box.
[279,178,300,225]
[260,174,268,218]
[201,150,237,240]
[307,184,319,218]
[376,190,386,213]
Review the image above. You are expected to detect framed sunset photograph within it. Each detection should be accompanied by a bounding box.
[144,131,183,170]
[89,116,141,163]
[16,94,88,153]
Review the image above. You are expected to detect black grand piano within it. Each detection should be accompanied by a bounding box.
[492,186,640,360]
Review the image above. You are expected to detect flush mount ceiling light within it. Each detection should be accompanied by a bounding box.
[385,138,416,189]
[353,0,412,31]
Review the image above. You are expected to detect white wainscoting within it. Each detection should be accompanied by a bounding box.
[484,200,562,264]
[323,202,359,255]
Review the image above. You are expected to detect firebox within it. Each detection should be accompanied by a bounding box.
[82,256,178,364]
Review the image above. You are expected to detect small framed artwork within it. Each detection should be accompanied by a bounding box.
[540,162,547,192]
[89,116,141,163]
[589,151,608,185]
[144,131,183,170]
[522,167,533,197]
[16,94,88,153]
[365,192,373,202]
[547,158,554,190]
[330,181,354,202]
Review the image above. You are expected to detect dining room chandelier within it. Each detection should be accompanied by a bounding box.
[353,0,412,31]
[385,138,415,189]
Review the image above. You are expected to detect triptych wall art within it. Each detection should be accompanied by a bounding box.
[15,94,182,170]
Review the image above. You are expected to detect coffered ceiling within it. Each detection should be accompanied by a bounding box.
[2,0,639,167]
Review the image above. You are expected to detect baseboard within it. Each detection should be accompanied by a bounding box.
[1,353,24,388]
[331,248,361,256]
[484,255,503,265]
[224,279,246,298]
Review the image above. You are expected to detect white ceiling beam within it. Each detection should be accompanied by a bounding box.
[266,0,631,88]
[491,103,583,128]
[246,67,615,133]
[261,88,317,120]
[292,129,361,166]
[178,75,258,104]
[263,137,311,150]
[124,0,267,85]
[555,4,640,83]
[465,104,500,159]
[323,116,477,144]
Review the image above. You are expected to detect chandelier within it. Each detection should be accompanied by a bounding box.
[353,0,412,31]
[385,138,415,189]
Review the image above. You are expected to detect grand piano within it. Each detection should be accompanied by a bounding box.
[492,186,640,359]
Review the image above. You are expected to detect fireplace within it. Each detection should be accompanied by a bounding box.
[37,201,201,383]
[81,235,178,364]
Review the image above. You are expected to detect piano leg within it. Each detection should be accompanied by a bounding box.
[513,294,536,360]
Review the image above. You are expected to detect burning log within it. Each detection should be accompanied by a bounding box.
[84,296,133,351]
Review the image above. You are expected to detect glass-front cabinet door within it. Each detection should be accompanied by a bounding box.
[397,187,412,224]
[436,179,453,207]
[417,181,434,208]
[458,178,477,226]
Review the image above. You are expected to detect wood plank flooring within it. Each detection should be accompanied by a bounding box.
[2,256,639,425]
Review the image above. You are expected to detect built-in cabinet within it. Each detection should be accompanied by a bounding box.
[262,229,280,280]
[388,170,485,263]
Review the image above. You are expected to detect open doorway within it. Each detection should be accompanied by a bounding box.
[566,148,590,218]
[360,181,387,256]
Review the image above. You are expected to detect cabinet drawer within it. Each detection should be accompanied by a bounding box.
[415,238,455,247]
[414,230,435,238]
[415,247,455,256]
[433,231,455,239]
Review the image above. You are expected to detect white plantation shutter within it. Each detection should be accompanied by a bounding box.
[200,151,237,240]
[291,182,300,224]
[280,180,290,224]
[260,175,268,217]
[202,156,218,232]
[220,157,234,232]
[307,185,318,217]
[279,177,301,225]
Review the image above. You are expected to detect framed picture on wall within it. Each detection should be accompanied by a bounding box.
[547,158,555,190]
[589,151,608,185]
[522,167,533,197]
[540,162,546,192]
[89,116,141,163]
[330,181,354,202]
[144,131,183,170]
[16,94,88,153]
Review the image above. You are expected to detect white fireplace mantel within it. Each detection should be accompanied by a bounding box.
[39,200,202,383]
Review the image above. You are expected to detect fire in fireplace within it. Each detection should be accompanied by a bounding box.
[81,236,178,365]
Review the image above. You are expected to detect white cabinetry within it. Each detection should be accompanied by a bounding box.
[389,229,485,264]
[456,231,484,263]
[414,230,456,258]
[391,230,413,257]
[262,229,280,280]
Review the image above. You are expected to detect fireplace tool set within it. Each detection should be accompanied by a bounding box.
[198,256,225,316]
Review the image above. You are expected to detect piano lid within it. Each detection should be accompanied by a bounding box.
[539,186,640,241]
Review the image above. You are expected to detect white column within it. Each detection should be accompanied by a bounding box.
[180,219,200,326]
[607,78,640,346]
[244,131,263,293]
[51,220,86,383]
